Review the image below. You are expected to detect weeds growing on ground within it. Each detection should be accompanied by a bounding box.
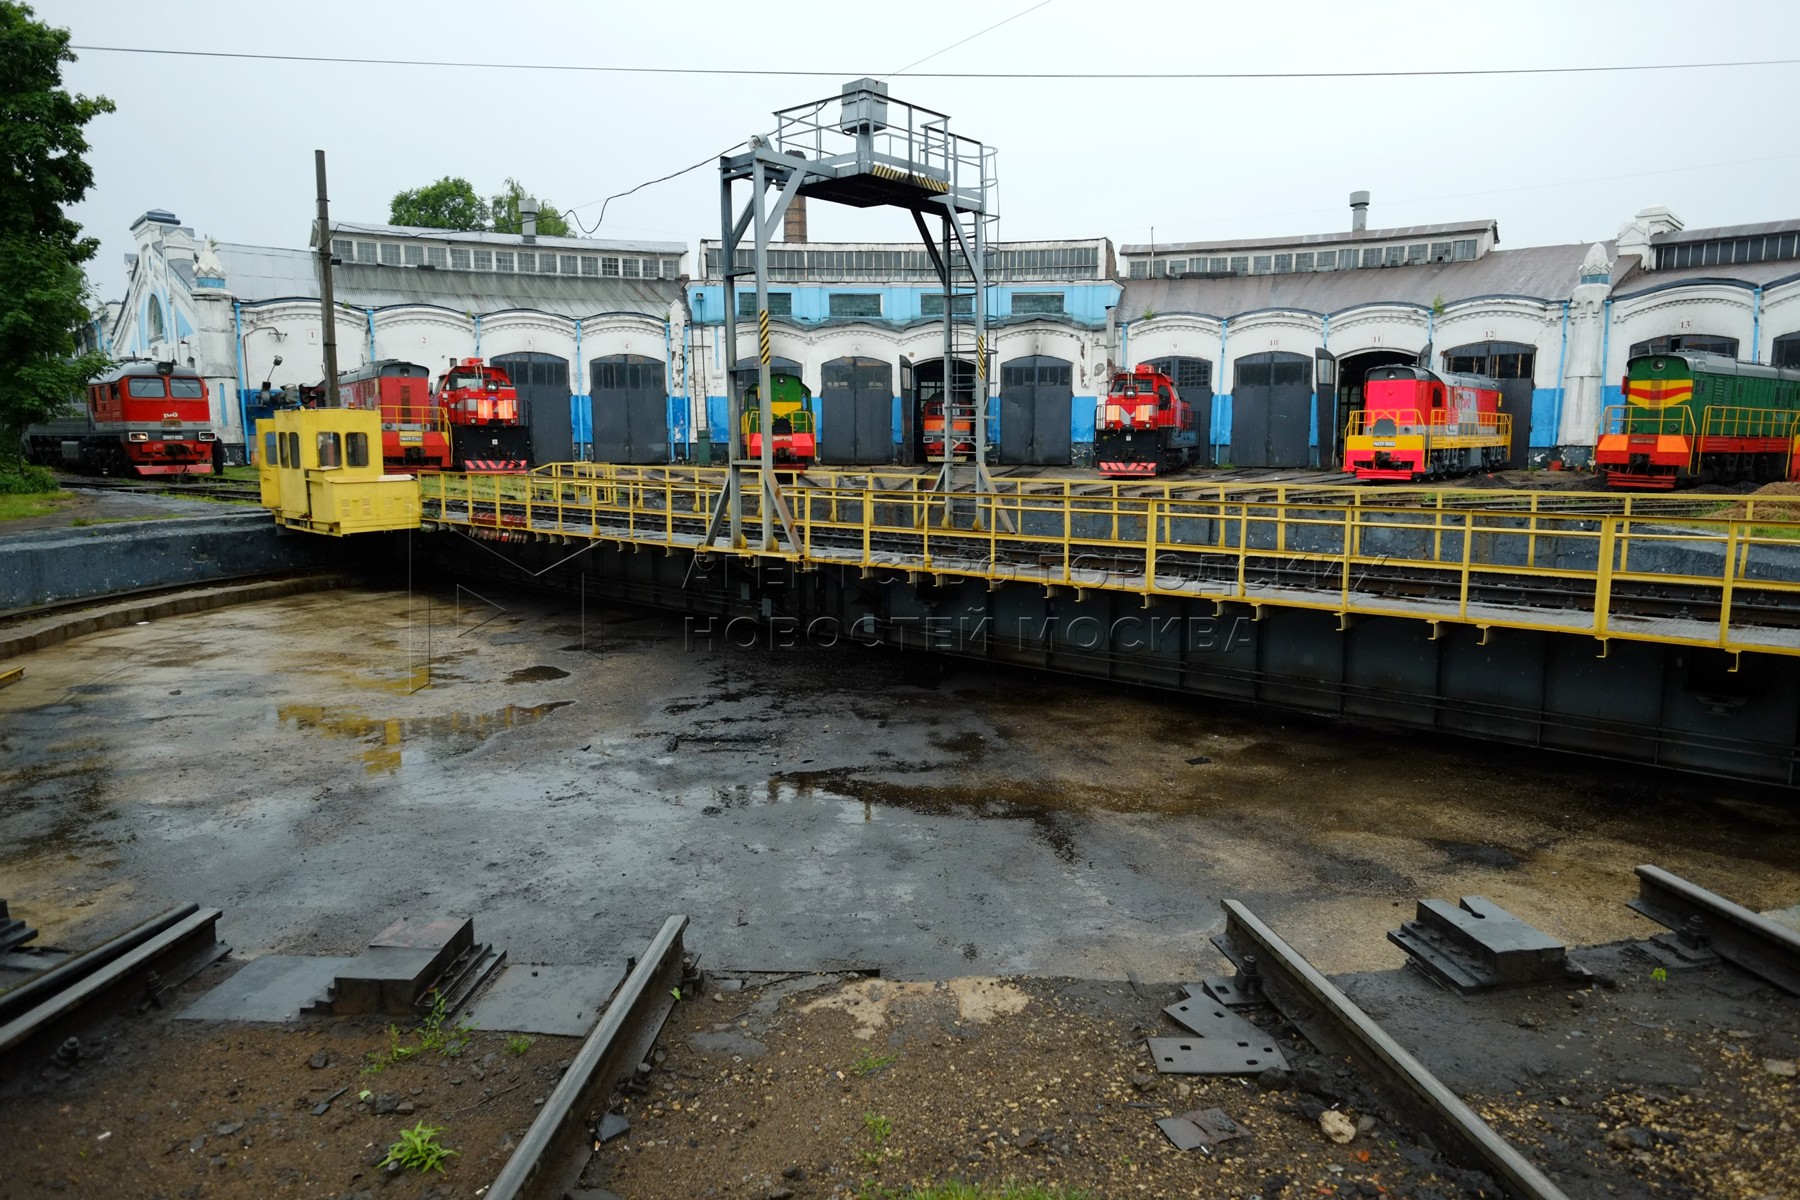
[504,1034,533,1056]
[380,1122,458,1173]
[363,992,477,1073]
[851,1050,899,1076]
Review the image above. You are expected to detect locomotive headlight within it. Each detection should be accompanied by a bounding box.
[198,431,216,441]
[128,431,150,442]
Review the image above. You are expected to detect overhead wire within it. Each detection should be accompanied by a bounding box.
[68,43,1800,81]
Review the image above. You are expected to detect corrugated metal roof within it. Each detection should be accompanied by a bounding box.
[215,243,682,317]
[1653,218,1800,245]
[1120,221,1497,256]
[1119,242,1594,317]
[1616,259,1800,294]
[327,220,685,256]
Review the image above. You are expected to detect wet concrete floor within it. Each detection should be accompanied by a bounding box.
[3,585,1798,980]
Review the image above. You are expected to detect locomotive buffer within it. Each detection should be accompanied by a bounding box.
[704,80,1004,552]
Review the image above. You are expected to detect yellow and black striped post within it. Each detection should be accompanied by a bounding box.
[758,309,771,366]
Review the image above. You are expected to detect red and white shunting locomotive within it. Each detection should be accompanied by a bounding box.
[24,360,219,476]
[1095,365,1202,477]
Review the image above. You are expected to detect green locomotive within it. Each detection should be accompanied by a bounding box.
[1596,352,1800,489]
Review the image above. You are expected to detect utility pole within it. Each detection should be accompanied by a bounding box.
[315,149,341,407]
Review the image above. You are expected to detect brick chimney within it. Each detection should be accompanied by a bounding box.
[783,194,808,244]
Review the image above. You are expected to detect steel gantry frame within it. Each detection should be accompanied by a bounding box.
[704,80,1001,552]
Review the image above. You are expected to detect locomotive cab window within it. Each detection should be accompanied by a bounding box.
[169,377,203,398]
[264,431,278,464]
[316,432,342,469]
[285,432,300,468]
[276,432,289,467]
[346,432,370,468]
[1157,386,1172,409]
[128,377,166,397]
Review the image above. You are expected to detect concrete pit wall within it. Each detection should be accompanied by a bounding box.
[412,533,1799,789]
[0,513,341,613]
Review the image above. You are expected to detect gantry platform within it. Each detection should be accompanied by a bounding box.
[366,465,1800,662]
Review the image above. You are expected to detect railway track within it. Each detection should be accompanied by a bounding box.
[0,905,226,1075]
[55,473,262,505]
[1212,865,1800,1200]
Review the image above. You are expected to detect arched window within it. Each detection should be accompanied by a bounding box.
[147,295,165,341]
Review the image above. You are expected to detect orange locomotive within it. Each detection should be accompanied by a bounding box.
[1343,365,1511,481]
[338,360,452,471]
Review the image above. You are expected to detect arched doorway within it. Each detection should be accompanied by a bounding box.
[998,355,1073,465]
[1443,341,1534,466]
[1775,332,1800,369]
[591,354,668,464]
[1327,350,1416,467]
[1629,333,1739,358]
[819,356,892,465]
[489,352,570,464]
[1231,351,1312,467]
[912,357,977,463]
[1142,356,1213,464]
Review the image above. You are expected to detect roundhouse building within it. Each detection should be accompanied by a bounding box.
[685,228,1120,466]
[104,209,689,463]
[1118,199,1800,468]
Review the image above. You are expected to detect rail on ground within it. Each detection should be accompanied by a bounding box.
[1216,899,1569,1200]
[484,914,690,1200]
[1630,864,1800,995]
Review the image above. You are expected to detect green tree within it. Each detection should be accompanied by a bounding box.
[0,2,113,471]
[489,178,570,237]
[389,176,489,231]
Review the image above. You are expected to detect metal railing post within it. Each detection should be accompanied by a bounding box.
[1593,517,1617,639]
[1719,522,1742,647]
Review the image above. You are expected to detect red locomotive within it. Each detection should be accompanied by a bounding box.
[1095,365,1200,476]
[1343,365,1511,481]
[24,360,217,476]
[338,360,453,471]
[436,358,532,472]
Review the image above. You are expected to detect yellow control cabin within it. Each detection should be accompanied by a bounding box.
[257,409,422,535]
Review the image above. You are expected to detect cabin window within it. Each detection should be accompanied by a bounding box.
[346,432,370,468]
[316,432,341,468]
[1157,386,1172,410]
[169,377,203,398]
[264,431,277,464]
[286,432,300,467]
[128,377,166,397]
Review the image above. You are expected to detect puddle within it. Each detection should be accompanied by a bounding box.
[277,701,572,775]
[507,665,571,684]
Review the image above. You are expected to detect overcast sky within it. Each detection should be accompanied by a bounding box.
[44,0,1800,297]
